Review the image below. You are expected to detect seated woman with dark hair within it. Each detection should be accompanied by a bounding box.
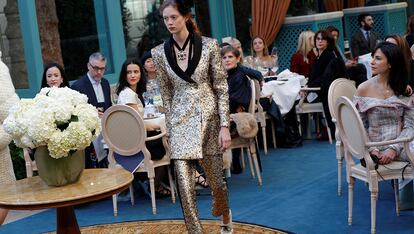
[307,29,346,138]
[354,42,414,165]
[116,58,170,197]
[41,62,69,88]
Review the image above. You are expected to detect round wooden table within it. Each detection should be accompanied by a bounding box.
[0,168,133,234]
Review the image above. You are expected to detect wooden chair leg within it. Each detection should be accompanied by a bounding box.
[129,184,135,205]
[336,140,343,196]
[167,166,176,203]
[149,177,156,215]
[261,126,268,155]
[112,194,118,216]
[394,179,400,216]
[246,148,255,178]
[241,148,245,169]
[249,141,262,185]
[321,111,333,144]
[371,191,378,234]
[297,114,302,136]
[348,179,354,225]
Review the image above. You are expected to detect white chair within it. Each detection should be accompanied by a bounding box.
[230,79,262,185]
[335,96,414,234]
[23,148,36,177]
[296,87,332,144]
[102,105,175,216]
[327,78,357,196]
[252,80,276,155]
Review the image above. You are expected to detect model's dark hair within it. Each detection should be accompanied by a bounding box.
[358,13,371,27]
[40,62,69,88]
[116,58,147,97]
[373,42,409,96]
[220,45,240,58]
[159,0,200,35]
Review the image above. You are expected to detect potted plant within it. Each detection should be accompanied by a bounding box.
[3,87,100,186]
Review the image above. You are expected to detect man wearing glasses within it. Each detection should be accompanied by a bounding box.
[72,52,112,168]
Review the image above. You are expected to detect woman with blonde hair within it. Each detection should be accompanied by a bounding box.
[290,30,315,77]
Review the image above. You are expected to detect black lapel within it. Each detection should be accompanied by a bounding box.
[185,34,202,77]
[163,34,202,84]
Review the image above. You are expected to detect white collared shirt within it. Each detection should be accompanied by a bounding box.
[87,73,105,103]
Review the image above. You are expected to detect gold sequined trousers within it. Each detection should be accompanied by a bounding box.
[174,154,230,234]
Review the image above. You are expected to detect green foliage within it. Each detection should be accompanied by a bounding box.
[9,142,26,180]
[136,3,170,58]
[55,0,99,81]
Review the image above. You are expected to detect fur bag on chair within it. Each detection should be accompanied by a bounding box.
[230,112,258,139]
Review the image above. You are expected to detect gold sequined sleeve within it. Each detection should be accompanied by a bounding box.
[209,40,230,127]
[152,47,174,132]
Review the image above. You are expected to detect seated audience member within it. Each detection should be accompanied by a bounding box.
[326,26,367,87]
[71,52,112,168]
[354,42,414,165]
[290,30,315,78]
[384,35,414,92]
[245,36,276,76]
[40,62,69,88]
[221,45,252,174]
[141,51,163,109]
[116,58,171,197]
[350,13,380,58]
[221,46,252,114]
[308,29,346,139]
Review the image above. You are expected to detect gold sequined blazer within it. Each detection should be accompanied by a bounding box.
[152,35,230,160]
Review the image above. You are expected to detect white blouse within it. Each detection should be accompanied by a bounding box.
[117,87,144,116]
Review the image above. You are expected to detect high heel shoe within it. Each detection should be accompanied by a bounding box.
[220,209,233,234]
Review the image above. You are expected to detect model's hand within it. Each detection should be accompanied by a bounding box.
[219,127,231,152]
[379,149,397,165]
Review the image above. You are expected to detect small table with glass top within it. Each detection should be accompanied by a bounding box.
[0,168,133,234]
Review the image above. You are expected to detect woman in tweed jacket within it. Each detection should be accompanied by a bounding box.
[151,1,232,233]
[0,56,19,224]
[354,42,414,164]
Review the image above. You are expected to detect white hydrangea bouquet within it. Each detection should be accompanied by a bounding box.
[3,87,100,159]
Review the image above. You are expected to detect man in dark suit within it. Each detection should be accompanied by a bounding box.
[350,13,380,58]
[72,52,112,168]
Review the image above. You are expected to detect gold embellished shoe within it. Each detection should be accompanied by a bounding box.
[220,209,233,234]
